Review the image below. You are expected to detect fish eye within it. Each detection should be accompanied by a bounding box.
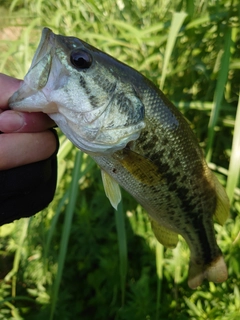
[70,50,92,69]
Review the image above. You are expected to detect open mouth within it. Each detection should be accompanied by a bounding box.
[30,28,55,71]
[8,28,56,111]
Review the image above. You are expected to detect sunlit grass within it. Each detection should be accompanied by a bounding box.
[0,0,239,319]
[226,93,240,204]
[114,201,128,306]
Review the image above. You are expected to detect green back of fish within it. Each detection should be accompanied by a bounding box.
[93,69,229,264]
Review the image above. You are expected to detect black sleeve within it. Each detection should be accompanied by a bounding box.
[0,129,59,226]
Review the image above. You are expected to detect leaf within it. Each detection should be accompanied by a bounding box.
[50,150,82,320]
[114,201,127,306]
[206,27,232,162]
[160,11,187,90]
[226,93,240,204]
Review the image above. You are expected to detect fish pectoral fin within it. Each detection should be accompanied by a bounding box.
[212,174,230,225]
[116,148,164,186]
[101,170,122,210]
[188,255,228,289]
[150,219,178,249]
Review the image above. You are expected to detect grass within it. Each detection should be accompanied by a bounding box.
[0,0,240,319]
[50,150,83,320]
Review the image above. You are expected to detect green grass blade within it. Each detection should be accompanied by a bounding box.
[9,0,20,12]
[43,190,70,270]
[226,93,240,203]
[155,242,164,320]
[206,27,232,162]
[186,0,194,17]
[57,136,73,163]
[4,219,29,285]
[50,150,82,319]
[57,138,74,186]
[160,11,187,90]
[114,200,127,306]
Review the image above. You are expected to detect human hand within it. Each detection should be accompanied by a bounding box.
[0,73,57,170]
[0,73,59,225]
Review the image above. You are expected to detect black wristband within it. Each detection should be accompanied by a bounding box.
[0,129,59,226]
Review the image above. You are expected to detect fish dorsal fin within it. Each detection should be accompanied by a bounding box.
[101,170,122,210]
[150,219,179,249]
[212,174,230,225]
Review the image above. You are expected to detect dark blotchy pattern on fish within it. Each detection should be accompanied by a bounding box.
[9,28,229,288]
[131,85,219,263]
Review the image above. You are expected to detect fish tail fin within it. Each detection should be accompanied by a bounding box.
[188,255,228,289]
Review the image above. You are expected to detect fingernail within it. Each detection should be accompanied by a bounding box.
[0,111,25,132]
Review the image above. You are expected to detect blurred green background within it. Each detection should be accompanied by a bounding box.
[0,0,240,319]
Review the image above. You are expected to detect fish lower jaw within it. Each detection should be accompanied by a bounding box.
[49,117,127,155]
[10,100,58,114]
[42,102,59,113]
[9,84,54,113]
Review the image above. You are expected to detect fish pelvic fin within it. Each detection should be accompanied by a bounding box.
[150,219,179,249]
[188,255,228,289]
[212,174,230,225]
[101,170,122,210]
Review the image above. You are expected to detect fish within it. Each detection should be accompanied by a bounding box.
[9,28,230,289]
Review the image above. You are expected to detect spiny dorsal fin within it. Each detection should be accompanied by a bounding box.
[150,219,179,249]
[101,170,121,210]
[212,174,230,225]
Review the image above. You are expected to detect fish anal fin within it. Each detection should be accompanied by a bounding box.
[188,255,228,289]
[150,219,178,249]
[212,174,230,225]
[101,170,121,210]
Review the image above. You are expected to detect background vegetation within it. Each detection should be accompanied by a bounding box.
[0,0,239,319]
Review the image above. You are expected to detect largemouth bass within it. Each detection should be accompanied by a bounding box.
[9,28,229,289]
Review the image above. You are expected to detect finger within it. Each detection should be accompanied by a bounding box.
[0,110,55,133]
[0,74,22,109]
[0,130,57,170]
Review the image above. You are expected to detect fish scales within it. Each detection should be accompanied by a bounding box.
[93,82,219,262]
[9,28,229,289]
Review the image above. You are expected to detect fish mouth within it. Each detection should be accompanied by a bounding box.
[9,28,56,111]
[30,28,54,70]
